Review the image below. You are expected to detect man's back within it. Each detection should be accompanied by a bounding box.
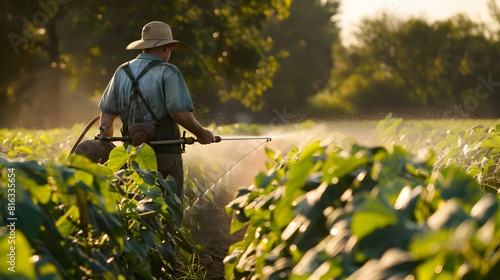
[99,53,194,125]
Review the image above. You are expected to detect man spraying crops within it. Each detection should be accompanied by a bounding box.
[98,21,215,215]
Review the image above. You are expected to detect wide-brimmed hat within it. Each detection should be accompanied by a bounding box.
[126,21,189,51]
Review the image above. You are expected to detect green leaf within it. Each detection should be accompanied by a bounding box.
[124,231,155,261]
[66,154,113,177]
[410,230,451,259]
[108,146,130,172]
[138,184,164,199]
[5,184,45,242]
[436,167,482,206]
[286,141,323,196]
[157,174,177,197]
[480,138,500,149]
[14,145,34,155]
[426,199,469,230]
[87,203,124,251]
[55,205,79,238]
[470,195,498,227]
[0,230,36,279]
[347,249,417,280]
[30,184,52,205]
[351,191,398,240]
[134,144,158,171]
[131,162,158,186]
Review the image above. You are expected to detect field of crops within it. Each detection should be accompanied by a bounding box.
[2,116,500,279]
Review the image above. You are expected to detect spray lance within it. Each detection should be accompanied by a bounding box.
[94,134,272,147]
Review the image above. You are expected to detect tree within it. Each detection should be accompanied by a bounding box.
[259,0,340,123]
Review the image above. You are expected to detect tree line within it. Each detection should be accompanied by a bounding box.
[1,0,499,128]
[313,6,500,120]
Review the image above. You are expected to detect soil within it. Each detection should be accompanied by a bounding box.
[183,139,266,280]
[185,194,245,279]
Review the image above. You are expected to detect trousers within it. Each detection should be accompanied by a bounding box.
[156,153,184,218]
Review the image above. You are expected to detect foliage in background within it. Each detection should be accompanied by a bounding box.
[0,144,200,279]
[376,115,500,193]
[0,126,84,160]
[313,11,500,119]
[225,133,500,279]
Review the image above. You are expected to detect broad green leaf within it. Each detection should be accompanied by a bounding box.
[265,146,282,163]
[157,174,178,198]
[87,203,124,250]
[347,249,417,280]
[351,191,398,240]
[130,162,157,186]
[14,145,34,155]
[55,204,79,237]
[254,172,276,189]
[470,195,498,227]
[436,167,482,206]
[286,141,323,196]
[410,230,451,259]
[121,201,139,218]
[33,259,62,280]
[108,146,130,172]
[426,199,469,230]
[123,231,155,261]
[7,184,45,242]
[66,154,113,177]
[0,230,36,279]
[30,184,52,205]
[479,138,500,149]
[323,154,368,182]
[1,158,48,185]
[134,144,157,171]
[138,184,163,199]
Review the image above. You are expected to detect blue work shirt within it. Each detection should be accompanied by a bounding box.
[98,53,194,123]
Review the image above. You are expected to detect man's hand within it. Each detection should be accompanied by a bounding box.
[197,129,215,144]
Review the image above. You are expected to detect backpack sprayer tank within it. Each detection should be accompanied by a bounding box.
[74,139,115,164]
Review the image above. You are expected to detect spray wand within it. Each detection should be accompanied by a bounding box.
[95,134,272,148]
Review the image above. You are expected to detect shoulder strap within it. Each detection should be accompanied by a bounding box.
[122,60,162,84]
[121,60,163,123]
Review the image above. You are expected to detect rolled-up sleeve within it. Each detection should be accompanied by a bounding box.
[98,69,121,115]
[163,65,194,113]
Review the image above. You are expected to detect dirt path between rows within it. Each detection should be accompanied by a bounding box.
[182,122,378,279]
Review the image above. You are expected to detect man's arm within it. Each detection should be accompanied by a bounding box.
[99,112,118,137]
[170,111,214,144]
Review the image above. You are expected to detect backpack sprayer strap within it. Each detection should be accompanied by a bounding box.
[121,61,162,123]
[120,61,182,153]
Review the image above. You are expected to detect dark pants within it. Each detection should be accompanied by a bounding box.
[156,153,184,217]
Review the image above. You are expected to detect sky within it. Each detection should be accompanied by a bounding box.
[338,0,493,43]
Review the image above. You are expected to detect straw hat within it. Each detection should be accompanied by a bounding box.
[126,21,189,51]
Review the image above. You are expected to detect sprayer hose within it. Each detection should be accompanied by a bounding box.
[67,114,101,159]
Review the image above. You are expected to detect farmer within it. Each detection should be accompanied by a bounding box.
[98,21,215,216]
